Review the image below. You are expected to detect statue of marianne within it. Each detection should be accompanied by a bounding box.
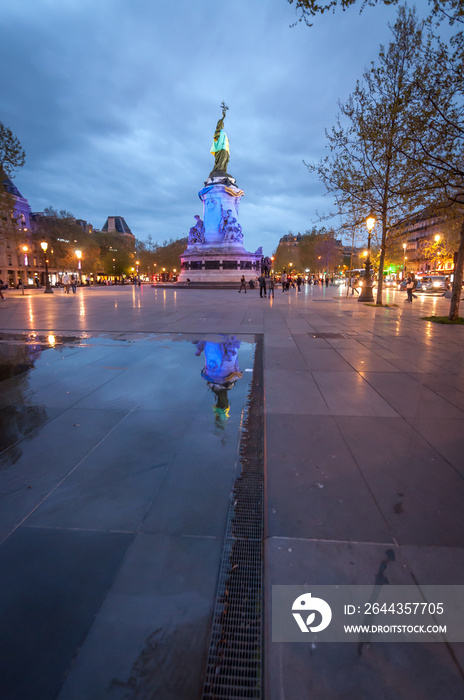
[210,103,230,175]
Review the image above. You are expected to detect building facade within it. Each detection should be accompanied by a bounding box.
[392,208,457,274]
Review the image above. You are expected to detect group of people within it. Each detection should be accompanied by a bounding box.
[238,273,305,296]
[280,273,303,292]
[60,273,78,293]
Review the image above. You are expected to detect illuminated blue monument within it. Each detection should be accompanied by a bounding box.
[178,104,262,284]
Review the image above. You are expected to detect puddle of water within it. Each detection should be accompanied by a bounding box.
[0,332,257,463]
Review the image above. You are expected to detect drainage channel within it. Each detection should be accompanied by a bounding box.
[202,336,264,700]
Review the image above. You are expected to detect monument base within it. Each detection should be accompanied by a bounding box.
[178,245,262,284]
[179,170,262,284]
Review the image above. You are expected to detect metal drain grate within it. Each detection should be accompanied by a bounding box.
[202,337,264,699]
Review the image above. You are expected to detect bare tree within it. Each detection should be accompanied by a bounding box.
[308,7,432,304]
[287,0,463,26]
[399,16,464,318]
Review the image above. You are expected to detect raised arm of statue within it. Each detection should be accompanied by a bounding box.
[214,117,225,140]
[210,108,230,175]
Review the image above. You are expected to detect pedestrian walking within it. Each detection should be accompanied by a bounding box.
[62,273,71,294]
[296,275,302,292]
[281,271,287,292]
[70,274,77,293]
[258,274,267,298]
[269,276,275,298]
[238,275,247,293]
[406,275,414,303]
[0,278,5,301]
[350,276,359,295]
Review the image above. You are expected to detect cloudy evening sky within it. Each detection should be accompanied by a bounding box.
[1,0,430,255]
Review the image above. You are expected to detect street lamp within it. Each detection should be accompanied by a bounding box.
[402,243,407,279]
[40,241,54,294]
[20,245,29,295]
[358,215,375,302]
[75,250,82,283]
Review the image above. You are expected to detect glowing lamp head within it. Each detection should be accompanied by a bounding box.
[75,250,82,260]
[366,216,376,232]
[40,241,48,252]
[434,235,441,242]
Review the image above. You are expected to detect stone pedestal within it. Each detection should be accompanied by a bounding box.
[178,173,262,284]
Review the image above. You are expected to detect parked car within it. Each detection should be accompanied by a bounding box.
[383,276,397,288]
[415,275,450,293]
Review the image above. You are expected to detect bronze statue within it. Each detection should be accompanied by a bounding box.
[210,103,230,174]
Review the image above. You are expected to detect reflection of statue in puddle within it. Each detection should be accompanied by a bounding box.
[193,336,243,439]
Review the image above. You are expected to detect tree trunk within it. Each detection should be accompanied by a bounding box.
[449,219,464,320]
[375,208,388,305]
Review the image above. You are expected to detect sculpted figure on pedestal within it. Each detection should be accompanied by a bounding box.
[188,215,205,244]
[221,209,243,243]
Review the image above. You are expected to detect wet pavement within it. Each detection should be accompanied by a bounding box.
[1,284,464,699]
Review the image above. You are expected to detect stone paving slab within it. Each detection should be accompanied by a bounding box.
[265,539,464,700]
[56,533,222,700]
[0,526,134,700]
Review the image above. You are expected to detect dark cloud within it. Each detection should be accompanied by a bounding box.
[1,0,430,253]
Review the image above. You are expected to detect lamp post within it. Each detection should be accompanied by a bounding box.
[75,250,82,284]
[20,245,28,295]
[40,241,54,294]
[402,243,407,279]
[358,215,375,302]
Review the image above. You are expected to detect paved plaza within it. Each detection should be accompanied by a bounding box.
[1,283,464,700]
